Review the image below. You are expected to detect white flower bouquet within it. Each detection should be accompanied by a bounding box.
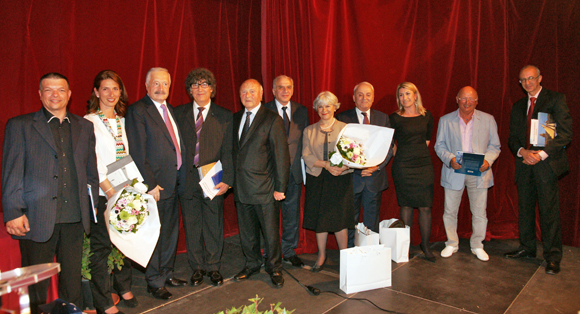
[334,124,395,169]
[336,136,367,166]
[108,180,150,233]
[105,179,160,267]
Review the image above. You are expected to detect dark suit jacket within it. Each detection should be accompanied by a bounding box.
[232,105,290,204]
[264,100,308,184]
[336,108,393,193]
[125,96,185,199]
[174,101,234,198]
[508,88,572,182]
[2,109,99,242]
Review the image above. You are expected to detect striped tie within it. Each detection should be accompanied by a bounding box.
[194,107,205,167]
[161,104,182,169]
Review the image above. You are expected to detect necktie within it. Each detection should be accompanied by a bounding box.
[194,107,205,167]
[161,104,182,169]
[526,97,536,148]
[240,111,252,142]
[362,112,370,124]
[282,106,290,137]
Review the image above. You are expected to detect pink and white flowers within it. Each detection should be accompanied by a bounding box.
[337,136,367,166]
[109,180,149,234]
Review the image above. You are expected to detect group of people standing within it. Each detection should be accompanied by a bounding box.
[2,64,572,314]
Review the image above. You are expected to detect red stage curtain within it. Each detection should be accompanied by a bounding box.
[1,2,579,297]
[261,0,580,250]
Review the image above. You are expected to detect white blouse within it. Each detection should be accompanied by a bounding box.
[84,113,130,196]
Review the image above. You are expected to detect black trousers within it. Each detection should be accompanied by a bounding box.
[236,201,282,273]
[516,161,562,262]
[19,222,84,314]
[145,191,180,288]
[181,193,224,272]
[89,196,133,313]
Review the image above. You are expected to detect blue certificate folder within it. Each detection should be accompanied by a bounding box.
[454,151,485,176]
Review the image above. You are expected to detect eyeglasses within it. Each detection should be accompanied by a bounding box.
[458,98,478,103]
[192,82,210,89]
[519,76,539,84]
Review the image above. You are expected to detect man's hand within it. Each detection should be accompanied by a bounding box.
[479,160,490,172]
[147,185,164,201]
[214,182,230,196]
[274,191,286,201]
[521,149,541,166]
[6,215,30,237]
[450,157,462,170]
[361,166,378,177]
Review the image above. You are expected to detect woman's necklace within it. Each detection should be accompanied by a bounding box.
[320,118,336,130]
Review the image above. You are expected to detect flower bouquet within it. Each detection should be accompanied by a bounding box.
[108,180,149,233]
[334,124,395,169]
[105,179,160,267]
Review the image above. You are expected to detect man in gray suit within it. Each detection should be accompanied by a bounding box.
[434,86,500,261]
[264,75,308,267]
[336,82,393,247]
[232,79,290,288]
[2,73,99,313]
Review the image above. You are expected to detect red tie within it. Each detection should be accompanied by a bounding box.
[161,104,182,169]
[362,112,370,124]
[525,97,536,149]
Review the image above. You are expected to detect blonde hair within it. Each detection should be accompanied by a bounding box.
[395,82,426,116]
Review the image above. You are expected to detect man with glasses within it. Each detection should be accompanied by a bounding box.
[175,68,234,287]
[505,65,572,275]
[434,86,500,261]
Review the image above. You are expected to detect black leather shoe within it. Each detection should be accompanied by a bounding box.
[147,286,172,300]
[208,270,224,286]
[504,249,536,259]
[121,295,138,308]
[165,277,188,287]
[233,267,260,281]
[190,270,205,286]
[311,260,325,273]
[283,255,304,267]
[269,271,284,288]
[545,261,560,275]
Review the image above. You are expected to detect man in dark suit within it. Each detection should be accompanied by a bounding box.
[2,73,99,313]
[125,67,187,299]
[505,65,573,275]
[232,79,290,288]
[264,75,308,267]
[175,68,233,287]
[336,81,393,247]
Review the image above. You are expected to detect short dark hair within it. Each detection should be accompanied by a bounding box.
[39,72,70,90]
[86,70,129,117]
[185,68,217,99]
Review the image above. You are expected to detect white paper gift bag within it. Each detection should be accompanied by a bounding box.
[340,245,391,294]
[354,222,380,246]
[379,219,410,263]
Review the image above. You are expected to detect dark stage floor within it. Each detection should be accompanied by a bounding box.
[112,237,580,314]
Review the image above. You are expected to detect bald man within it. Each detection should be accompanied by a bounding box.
[232,79,290,288]
[434,86,500,261]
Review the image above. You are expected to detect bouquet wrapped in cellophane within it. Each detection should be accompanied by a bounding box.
[105,179,160,267]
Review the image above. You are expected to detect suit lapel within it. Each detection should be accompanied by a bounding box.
[69,114,81,153]
[32,110,58,153]
[145,100,175,149]
[240,106,266,148]
[471,110,480,150]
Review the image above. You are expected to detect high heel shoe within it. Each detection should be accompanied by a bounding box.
[420,243,436,263]
[311,259,326,272]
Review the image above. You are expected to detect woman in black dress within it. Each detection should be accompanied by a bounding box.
[303,91,354,272]
[390,82,435,262]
